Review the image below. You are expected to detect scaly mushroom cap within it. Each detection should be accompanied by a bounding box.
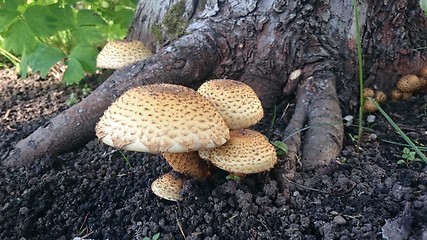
[391,89,402,101]
[396,75,422,92]
[362,88,375,98]
[96,40,152,69]
[374,90,387,103]
[162,152,211,180]
[151,173,184,201]
[96,84,230,153]
[197,79,264,129]
[363,99,378,113]
[198,129,277,174]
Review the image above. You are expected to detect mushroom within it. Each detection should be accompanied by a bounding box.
[198,129,277,175]
[197,79,264,129]
[363,99,378,113]
[395,74,422,93]
[96,40,153,69]
[362,88,375,98]
[151,173,184,201]
[374,90,387,103]
[95,83,230,153]
[162,152,211,180]
[391,89,403,101]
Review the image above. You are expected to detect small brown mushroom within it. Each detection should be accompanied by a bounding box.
[95,83,230,153]
[419,65,427,79]
[363,99,378,113]
[197,79,264,129]
[198,129,277,175]
[396,75,422,93]
[391,89,402,101]
[362,88,375,98]
[162,152,211,180]
[151,173,184,201]
[96,40,153,69]
[374,90,387,103]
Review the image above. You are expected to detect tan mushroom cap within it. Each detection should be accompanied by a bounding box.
[198,129,277,174]
[96,84,230,153]
[96,40,153,69]
[151,173,184,201]
[162,152,211,180]
[396,75,422,92]
[197,79,264,129]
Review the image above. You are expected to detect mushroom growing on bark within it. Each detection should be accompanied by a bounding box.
[96,40,153,69]
[95,83,230,153]
[198,129,277,175]
[197,79,264,129]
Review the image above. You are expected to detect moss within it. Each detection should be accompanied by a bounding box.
[151,23,163,42]
[162,0,188,40]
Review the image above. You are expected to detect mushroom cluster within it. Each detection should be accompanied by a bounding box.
[362,65,427,113]
[391,65,427,101]
[362,88,387,113]
[95,80,277,201]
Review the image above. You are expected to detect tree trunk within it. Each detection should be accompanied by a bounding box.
[3,0,427,189]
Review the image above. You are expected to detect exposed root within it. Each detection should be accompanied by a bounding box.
[274,78,308,193]
[301,71,343,169]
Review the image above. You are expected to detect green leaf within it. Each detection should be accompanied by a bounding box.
[397,160,406,165]
[273,141,289,153]
[112,8,135,29]
[71,26,105,45]
[0,8,19,32]
[3,19,38,55]
[63,57,85,85]
[29,44,65,78]
[77,10,107,27]
[152,233,161,240]
[421,0,427,15]
[24,5,74,37]
[19,52,31,78]
[68,43,98,73]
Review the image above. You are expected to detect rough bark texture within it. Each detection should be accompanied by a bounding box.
[3,0,427,182]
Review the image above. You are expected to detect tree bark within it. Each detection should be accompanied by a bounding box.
[3,0,427,187]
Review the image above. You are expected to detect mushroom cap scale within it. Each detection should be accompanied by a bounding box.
[198,129,277,174]
[96,40,153,69]
[151,173,184,201]
[96,84,230,153]
[396,75,422,92]
[197,79,264,129]
[162,152,211,180]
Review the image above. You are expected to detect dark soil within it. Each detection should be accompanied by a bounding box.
[1,68,427,240]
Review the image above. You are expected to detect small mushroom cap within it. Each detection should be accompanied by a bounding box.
[96,40,153,69]
[363,99,378,113]
[151,173,184,201]
[391,89,402,101]
[362,88,375,98]
[374,90,387,103]
[197,79,264,129]
[198,129,277,174]
[96,84,230,153]
[396,75,422,92]
[162,152,211,180]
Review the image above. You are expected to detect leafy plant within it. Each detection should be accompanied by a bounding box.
[226,174,241,181]
[143,232,160,240]
[0,0,137,85]
[397,147,419,165]
[272,140,289,158]
[66,92,78,106]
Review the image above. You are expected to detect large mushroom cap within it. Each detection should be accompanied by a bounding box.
[162,152,211,180]
[96,40,152,69]
[95,83,230,153]
[198,129,277,174]
[197,79,264,129]
[151,173,184,201]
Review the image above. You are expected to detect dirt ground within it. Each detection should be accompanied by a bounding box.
[0,67,426,240]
